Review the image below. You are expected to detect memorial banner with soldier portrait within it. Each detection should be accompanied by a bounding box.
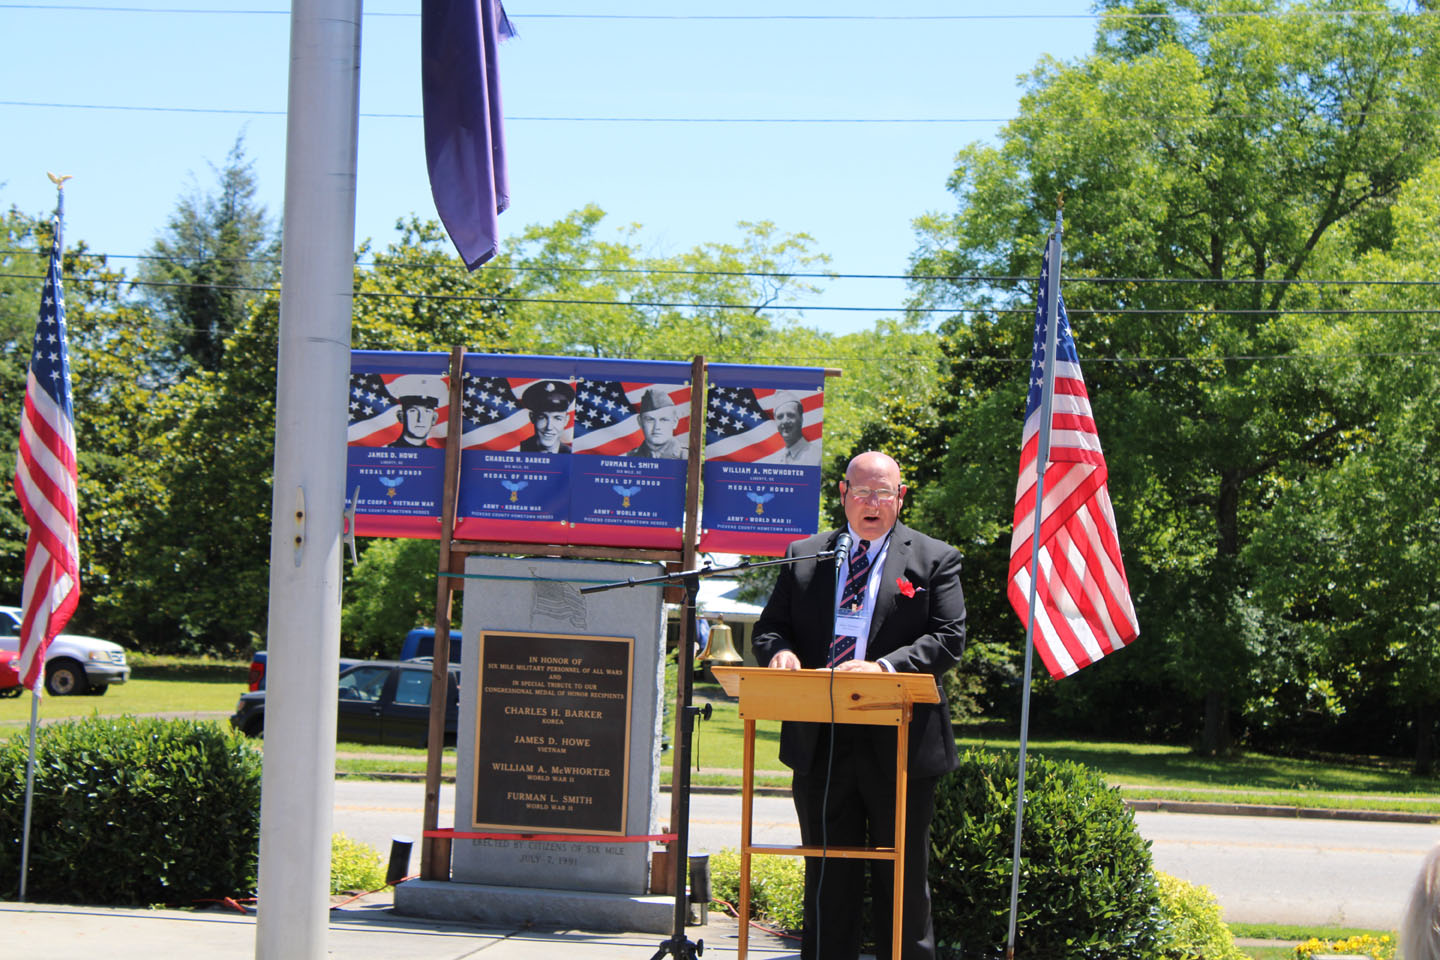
[569,359,691,548]
[346,350,451,538]
[346,351,828,553]
[454,354,575,544]
[699,363,826,555]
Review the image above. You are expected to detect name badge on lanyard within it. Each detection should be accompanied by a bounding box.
[834,612,866,638]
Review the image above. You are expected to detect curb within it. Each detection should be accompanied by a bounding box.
[1123,798,1440,824]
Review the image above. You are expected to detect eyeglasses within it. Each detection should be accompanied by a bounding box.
[845,486,900,503]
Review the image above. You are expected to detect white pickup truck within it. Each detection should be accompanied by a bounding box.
[0,605,130,696]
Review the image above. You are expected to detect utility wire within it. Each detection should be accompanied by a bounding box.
[0,4,1422,20]
[4,248,1439,288]
[4,271,1440,319]
[42,317,1440,368]
[26,302,1440,367]
[4,99,1436,126]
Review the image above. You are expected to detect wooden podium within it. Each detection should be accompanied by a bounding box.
[709,666,941,960]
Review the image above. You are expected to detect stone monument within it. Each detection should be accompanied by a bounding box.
[395,554,671,931]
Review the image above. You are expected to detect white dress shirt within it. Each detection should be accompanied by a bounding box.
[835,525,895,670]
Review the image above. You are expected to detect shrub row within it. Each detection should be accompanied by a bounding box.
[0,715,262,905]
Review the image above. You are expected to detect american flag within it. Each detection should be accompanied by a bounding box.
[573,380,691,455]
[13,212,81,693]
[1007,234,1139,679]
[530,574,587,628]
[460,372,564,450]
[704,384,822,463]
[347,371,450,446]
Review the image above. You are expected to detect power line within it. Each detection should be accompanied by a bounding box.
[5,270,1440,319]
[5,98,1436,126]
[24,299,1438,367]
[6,247,1440,288]
[0,4,1421,20]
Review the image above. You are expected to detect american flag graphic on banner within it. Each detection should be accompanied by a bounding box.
[705,384,823,463]
[460,372,569,450]
[1007,234,1139,679]
[347,370,450,447]
[14,211,81,692]
[573,380,691,456]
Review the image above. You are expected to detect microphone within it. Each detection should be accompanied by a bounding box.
[832,531,852,570]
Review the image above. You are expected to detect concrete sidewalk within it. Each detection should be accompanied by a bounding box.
[0,893,799,960]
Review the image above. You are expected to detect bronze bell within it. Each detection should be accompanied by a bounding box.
[698,617,743,664]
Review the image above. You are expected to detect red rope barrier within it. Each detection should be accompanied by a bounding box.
[424,829,677,843]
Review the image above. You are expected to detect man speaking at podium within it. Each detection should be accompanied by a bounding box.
[753,450,967,960]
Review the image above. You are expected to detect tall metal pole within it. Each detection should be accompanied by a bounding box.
[1005,209,1063,960]
[254,2,362,958]
[18,179,69,904]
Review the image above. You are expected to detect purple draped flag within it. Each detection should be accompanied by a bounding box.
[422,0,513,269]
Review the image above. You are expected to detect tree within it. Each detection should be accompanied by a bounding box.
[1,200,136,621]
[341,538,447,659]
[490,204,831,361]
[1247,159,1440,772]
[0,205,44,596]
[139,136,278,378]
[897,0,1440,752]
[352,216,511,353]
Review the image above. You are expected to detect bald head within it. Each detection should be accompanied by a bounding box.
[846,451,902,487]
[841,451,906,540]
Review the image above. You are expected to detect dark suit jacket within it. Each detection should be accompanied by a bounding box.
[752,522,967,780]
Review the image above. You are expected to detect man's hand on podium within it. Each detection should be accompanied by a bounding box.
[767,650,801,670]
[835,660,883,673]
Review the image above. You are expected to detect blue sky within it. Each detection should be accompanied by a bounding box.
[2,2,1098,335]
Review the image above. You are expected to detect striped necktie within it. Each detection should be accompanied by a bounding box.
[827,538,872,666]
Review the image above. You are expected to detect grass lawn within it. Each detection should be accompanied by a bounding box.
[1230,923,1397,959]
[0,654,246,732]
[956,733,1440,814]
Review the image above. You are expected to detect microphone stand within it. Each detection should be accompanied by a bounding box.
[582,549,838,960]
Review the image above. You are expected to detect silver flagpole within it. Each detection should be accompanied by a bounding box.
[254,2,361,957]
[20,681,40,902]
[19,178,68,904]
[1005,208,1064,960]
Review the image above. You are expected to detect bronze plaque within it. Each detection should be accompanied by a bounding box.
[472,631,634,834]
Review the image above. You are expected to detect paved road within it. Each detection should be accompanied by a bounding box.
[1138,809,1435,928]
[331,779,1438,930]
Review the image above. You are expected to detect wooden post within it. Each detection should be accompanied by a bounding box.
[420,345,466,881]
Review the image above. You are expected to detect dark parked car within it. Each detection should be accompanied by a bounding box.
[231,659,460,748]
[245,628,458,691]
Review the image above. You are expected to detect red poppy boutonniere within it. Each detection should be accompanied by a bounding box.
[896,576,923,598]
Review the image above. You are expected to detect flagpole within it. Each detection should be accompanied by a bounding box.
[1005,207,1064,960]
[19,175,69,903]
[20,681,40,902]
[254,3,361,957]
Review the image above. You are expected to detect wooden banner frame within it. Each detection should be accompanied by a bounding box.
[418,350,840,880]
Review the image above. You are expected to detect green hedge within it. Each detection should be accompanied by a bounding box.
[330,832,387,894]
[1155,872,1247,959]
[930,747,1166,959]
[0,715,262,905]
[708,846,806,931]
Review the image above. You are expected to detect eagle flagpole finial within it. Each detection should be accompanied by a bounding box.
[47,172,73,190]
